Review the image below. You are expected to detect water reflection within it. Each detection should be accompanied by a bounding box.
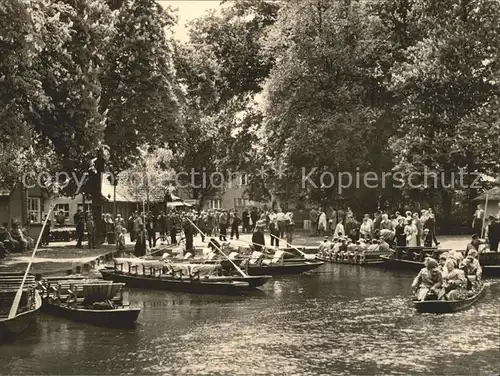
[1,264,499,375]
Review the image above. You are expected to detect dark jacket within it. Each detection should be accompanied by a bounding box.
[488,221,500,241]
[252,231,265,252]
[395,224,406,246]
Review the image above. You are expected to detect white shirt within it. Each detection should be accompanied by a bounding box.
[334,223,345,236]
[276,212,286,221]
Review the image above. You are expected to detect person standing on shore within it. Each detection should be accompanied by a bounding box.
[242,209,250,233]
[117,227,127,254]
[75,215,85,249]
[276,208,287,238]
[380,214,393,231]
[472,204,484,236]
[405,219,418,247]
[134,223,147,257]
[250,208,259,232]
[219,210,228,241]
[145,212,156,248]
[157,211,167,244]
[423,209,439,246]
[167,212,177,245]
[285,212,295,244]
[328,207,337,236]
[133,212,143,243]
[42,214,51,246]
[183,215,195,252]
[86,215,95,249]
[230,211,241,240]
[360,217,372,240]
[309,207,318,236]
[373,211,382,232]
[413,212,423,246]
[269,210,280,247]
[395,218,406,247]
[206,210,215,236]
[334,219,345,237]
[318,210,328,237]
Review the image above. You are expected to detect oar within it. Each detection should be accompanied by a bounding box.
[184,217,249,278]
[269,233,311,258]
[8,205,54,319]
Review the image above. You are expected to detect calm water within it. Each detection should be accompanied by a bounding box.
[1,264,499,375]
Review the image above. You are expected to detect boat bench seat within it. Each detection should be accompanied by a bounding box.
[64,283,125,305]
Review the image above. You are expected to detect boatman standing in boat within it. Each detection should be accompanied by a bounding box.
[251,220,266,252]
[183,214,195,252]
[134,223,147,257]
[487,216,500,252]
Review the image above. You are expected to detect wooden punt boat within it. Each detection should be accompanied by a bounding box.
[381,247,500,276]
[245,261,324,275]
[143,250,323,276]
[413,284,486,313]
[0,272,42,341]
[317,250,389,265]
[38,278,140,327]
[99,260,271,295]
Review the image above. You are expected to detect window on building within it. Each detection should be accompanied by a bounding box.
[209,199,221,209]
[238,173,249,186]
[54,204,70,218]
[77,203,92,215]
[27,197,41,224]
[234,198,249,208]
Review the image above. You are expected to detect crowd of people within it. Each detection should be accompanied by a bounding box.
[65,206,291,258]
[309,207,441,248]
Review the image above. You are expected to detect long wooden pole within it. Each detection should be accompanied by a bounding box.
[270,233,308,257]
[229,236,271,251]
[185,217,248,278]
[481,193,489,238]
[8,205,54,319]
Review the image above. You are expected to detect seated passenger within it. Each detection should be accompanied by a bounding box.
[437,253,449,278]
[378,238,390,252]
[331,239,341,258]
[9,222,26,252]
[447,249,464,266]
[366,239,380,253]
[460,253,482,289]
[439,260,466,300]
[318,236,332,255]
[411,257,442,301]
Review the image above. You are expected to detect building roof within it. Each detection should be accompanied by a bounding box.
[474,187,500,201]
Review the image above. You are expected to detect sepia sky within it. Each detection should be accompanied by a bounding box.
[158,1,221,41]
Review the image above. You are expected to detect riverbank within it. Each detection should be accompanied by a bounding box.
[0,232,469,276]
[0,244,127,275]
